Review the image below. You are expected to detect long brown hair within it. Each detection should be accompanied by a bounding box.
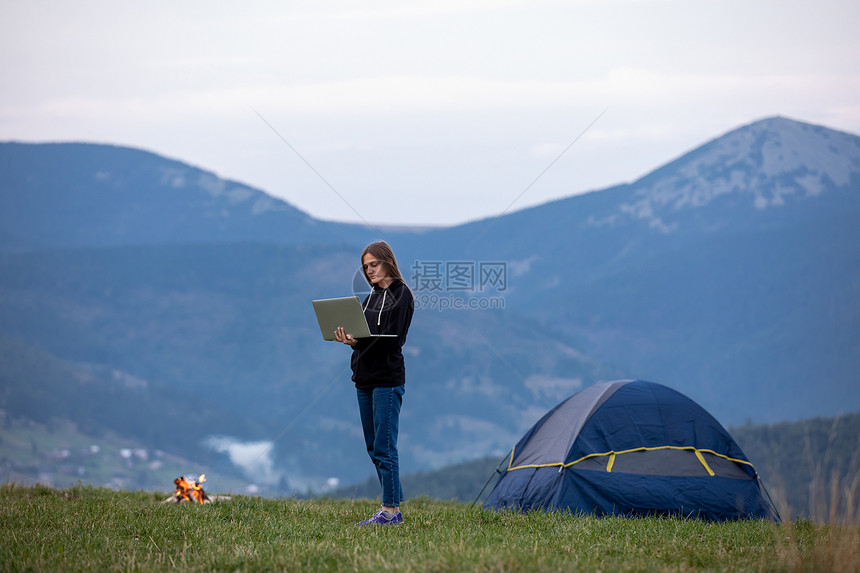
[361,241,405,286]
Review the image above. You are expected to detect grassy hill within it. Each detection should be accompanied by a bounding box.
[1,483,858,572]
[0,412,250,496]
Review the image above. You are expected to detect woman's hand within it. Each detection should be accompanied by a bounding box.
[334,327,358,346]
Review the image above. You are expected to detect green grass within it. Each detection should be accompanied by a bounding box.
[1,484,858,572]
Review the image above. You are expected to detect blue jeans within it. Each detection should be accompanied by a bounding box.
[356,385,405,507]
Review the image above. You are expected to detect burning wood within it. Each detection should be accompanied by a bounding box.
[167,474,209,504]
[160,474,231,504]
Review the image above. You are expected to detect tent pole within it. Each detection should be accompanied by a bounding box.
[757,474,783,522]
[470,450,512,510]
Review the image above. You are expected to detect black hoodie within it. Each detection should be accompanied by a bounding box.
[350,278,414,389]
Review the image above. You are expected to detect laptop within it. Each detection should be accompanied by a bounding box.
[312,296,399,341]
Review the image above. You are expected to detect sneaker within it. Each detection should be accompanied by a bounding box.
[357,510,403,526]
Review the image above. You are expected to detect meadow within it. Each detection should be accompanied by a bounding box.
[1,484,859,572]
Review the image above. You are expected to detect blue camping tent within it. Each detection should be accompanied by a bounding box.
[483,380,777,521]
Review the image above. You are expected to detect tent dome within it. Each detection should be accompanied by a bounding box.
[483,380,777,521]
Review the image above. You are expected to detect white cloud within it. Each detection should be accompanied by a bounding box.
[9,69,858,126]
[204,436,280,484]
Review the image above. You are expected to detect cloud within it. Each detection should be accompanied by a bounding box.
[203,435,280,484]
[10,68,858,129]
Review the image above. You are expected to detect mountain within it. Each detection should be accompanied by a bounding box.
[0,332,258,492]
[404,116,860,422]
[0,243,611,489]
[0,142,372,248]
[0,116,858,493]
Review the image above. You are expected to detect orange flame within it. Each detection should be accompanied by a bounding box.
[173,475,208,504]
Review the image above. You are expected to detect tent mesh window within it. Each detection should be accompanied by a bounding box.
[569,448,753,479]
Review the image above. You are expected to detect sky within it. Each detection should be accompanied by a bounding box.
[2,0,858,227]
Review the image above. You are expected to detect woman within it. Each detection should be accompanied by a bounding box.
[335,241,414,526]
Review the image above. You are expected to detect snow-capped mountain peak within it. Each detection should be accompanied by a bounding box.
[617,117,860,232]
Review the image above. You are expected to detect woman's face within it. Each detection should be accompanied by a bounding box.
[362,253,390,287]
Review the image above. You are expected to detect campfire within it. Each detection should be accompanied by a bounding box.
[161,473,230,504]
[173,474,209,504]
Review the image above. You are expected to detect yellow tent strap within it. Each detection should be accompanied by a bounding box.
[694,449,715,476]
[560,446,754,470]
[507,445,754,473]
[606,452,616,473]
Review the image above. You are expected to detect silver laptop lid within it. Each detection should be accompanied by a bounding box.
[312,296,398,341]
